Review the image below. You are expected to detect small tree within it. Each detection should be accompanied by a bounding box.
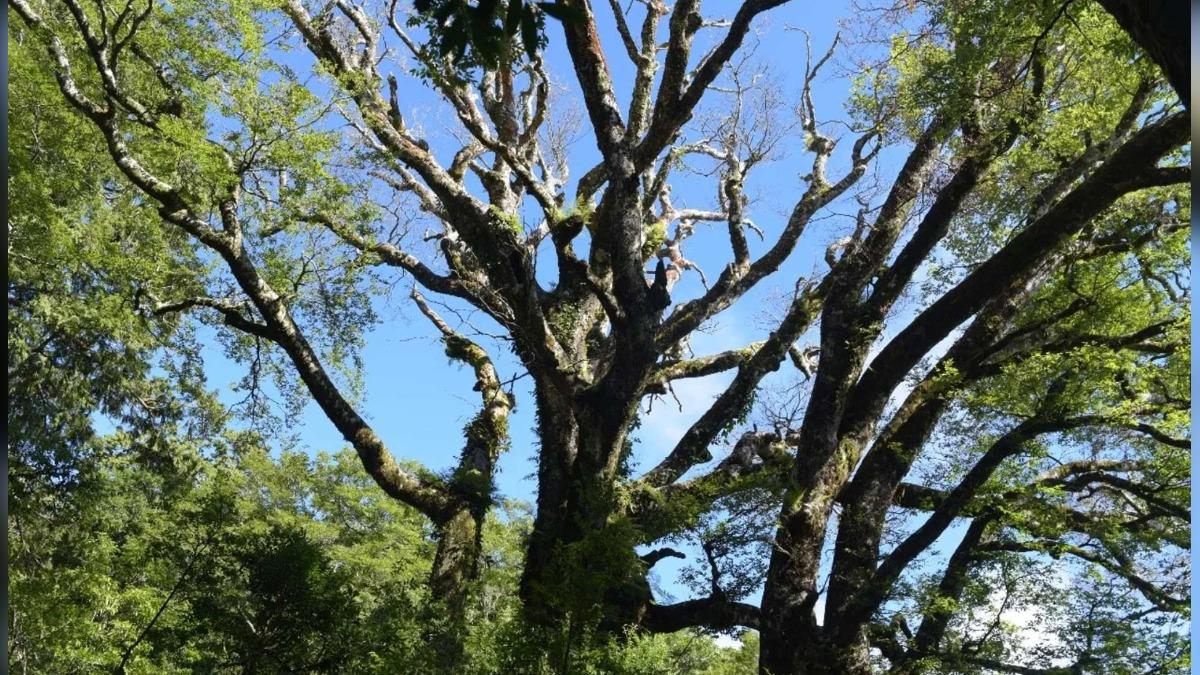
[11,0,1188,672]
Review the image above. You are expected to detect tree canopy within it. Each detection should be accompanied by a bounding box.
[9,0,1189,673]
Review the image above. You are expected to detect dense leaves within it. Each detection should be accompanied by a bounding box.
[410,0,579,70]
[9,433,760,673]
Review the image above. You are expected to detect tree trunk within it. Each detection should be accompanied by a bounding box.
[1096,0,1189,109]
[759,509,825,675]
[423,325,513,668]
[519,382,652,633]
[426,506,484,668]
[760,447,868,674]
[760,622,873,675]
[789,638,872,675]
[520,384,580,624]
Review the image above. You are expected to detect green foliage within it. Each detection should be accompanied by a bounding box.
[409,0,580,74]
[642,219,669,261]
[13,0,387,426]
[10,432,756,673]
[9,24,218,503]
[489,204,527,238]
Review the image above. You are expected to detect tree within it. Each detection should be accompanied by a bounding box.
[10,0,1188,672]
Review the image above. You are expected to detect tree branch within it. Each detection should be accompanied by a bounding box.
[637,0,792,171]
[837,413,1097,629]
[844,111,1188,446]
[643,281,823,485]
[151,296,279,341]
[641,596,761,633]
[18,2,458,521]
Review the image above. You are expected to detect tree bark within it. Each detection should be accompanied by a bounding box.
[426,507,485,668]
[519,386,652,629]
[1096,0,1189,109]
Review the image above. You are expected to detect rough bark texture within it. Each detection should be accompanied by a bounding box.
[1096,0,1189,109]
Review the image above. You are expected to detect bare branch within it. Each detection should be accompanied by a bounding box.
[644,280,823,485]
[637,0,793,171]
[150,295,279,341]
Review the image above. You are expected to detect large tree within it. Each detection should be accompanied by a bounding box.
[11,0,1189,672]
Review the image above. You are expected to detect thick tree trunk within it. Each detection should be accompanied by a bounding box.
[426,506,485,668]
[429,508,485,605]
[520,385,580,624]
[795,639,872,675]
[759,512,847,675]
[760,628,872,675]
[519,380,653,635]
[759,497,838,673]
[760,443,870,674]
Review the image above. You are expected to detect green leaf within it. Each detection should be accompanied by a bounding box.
[537,1,584,23]
[505,0,524,36]
[440,15,467,57]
